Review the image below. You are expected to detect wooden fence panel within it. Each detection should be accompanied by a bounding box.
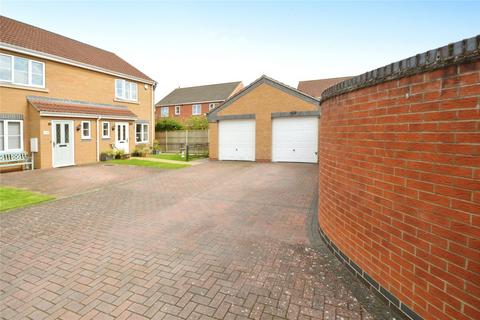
[155,130,208,153]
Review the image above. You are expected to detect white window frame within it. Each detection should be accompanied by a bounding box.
[135,123,149,144]
[161,107,169,117]
[0,120,24,153]
[174,106,181,115]
[81,121,91,139]
[192,104,202,115]
[115,79,138,102]
[0,53,45,88]
[102,121,110,139]
[209,103,217,111]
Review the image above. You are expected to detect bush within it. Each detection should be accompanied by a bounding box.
[132,144,151,157]
[155,118,184,132]
[184,116,209,130]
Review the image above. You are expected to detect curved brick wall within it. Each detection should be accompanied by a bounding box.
[318,36,479,320]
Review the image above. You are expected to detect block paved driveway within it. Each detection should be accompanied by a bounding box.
[0,162,398,320]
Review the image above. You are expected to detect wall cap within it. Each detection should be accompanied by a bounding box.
[320,35,480,102]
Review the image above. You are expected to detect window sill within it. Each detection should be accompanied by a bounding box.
[0,83,48,93]
[81,138,92,141]
[135,141,149,145]
[102,137,110,140]
[114,98,139,105]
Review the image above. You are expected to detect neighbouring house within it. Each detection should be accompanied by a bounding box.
[0,16,156,169]
[155,81,243,121]
[207,75,320,163]
[297,76,352,98]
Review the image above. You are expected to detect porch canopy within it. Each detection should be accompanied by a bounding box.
[27,96,138,120]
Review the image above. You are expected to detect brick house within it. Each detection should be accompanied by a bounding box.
[297,76,352,98]
[155,81,243,121]
[0,16,156,169]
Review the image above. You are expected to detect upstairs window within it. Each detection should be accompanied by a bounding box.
[0,54,45,88]
[136,123,149,143]
[175,106,181,115]
[115,79,138,101]
[192,104,202,115]
[161,107,169,117]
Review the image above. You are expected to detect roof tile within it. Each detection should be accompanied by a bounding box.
[28,96,137,119]
[0,16,153,82]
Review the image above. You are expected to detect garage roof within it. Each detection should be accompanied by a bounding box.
[156,81,243,106]
[208,75,319,120]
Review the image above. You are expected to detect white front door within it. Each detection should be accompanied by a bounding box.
[218,119,255,161]
[115,122,129,153]
[272,117,318,163]
[52,120,74,168]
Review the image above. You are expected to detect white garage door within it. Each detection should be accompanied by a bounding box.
[219,119,255,161]
[272,117,318,163]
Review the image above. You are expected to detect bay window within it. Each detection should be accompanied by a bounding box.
[0,120,23,152]
[115,79,138,101]
[0,53,45,88]
[135,123,149,143]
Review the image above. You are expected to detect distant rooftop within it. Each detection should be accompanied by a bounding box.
[297,76,352,98]
[156,81,243,106]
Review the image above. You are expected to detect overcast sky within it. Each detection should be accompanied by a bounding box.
[2,1,479,100]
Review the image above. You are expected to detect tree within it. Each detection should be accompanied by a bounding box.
[155,118,184,131]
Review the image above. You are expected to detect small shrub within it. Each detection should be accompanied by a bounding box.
[132,145,151,157]
[155,118,184,132]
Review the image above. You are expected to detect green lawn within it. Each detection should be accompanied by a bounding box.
[148,153,207,162]
[107,159,190,169]
[0,187,54,212]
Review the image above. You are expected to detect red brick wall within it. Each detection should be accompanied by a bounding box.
[155,102,221,120]
[318,60,479,320]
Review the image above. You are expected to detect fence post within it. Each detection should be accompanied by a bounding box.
[186,129,188,146]
[186,145,189,162]
[165,131,168,153]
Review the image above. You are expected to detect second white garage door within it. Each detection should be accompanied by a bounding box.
[272,117,318,163]
[218,119,255,161]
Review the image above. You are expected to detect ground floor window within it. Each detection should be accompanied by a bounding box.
[0,120,23,152]
[136,123,149,143]
[102,121,110,138]
[81,121,91,139]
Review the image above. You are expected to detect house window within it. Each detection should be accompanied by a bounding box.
[175,106,181,115]
[208,103,217,111]
[115,79,138,101]
[136,123,149,143]
[161,107,169,117]
[102,122,110,138]
[0,120,23,152]
[81,121,91,139]
[0,53,45,88]
[192,104,202,115]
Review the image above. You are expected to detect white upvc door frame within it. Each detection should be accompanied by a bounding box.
[51,119,75,168]
[115,122,129,153]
